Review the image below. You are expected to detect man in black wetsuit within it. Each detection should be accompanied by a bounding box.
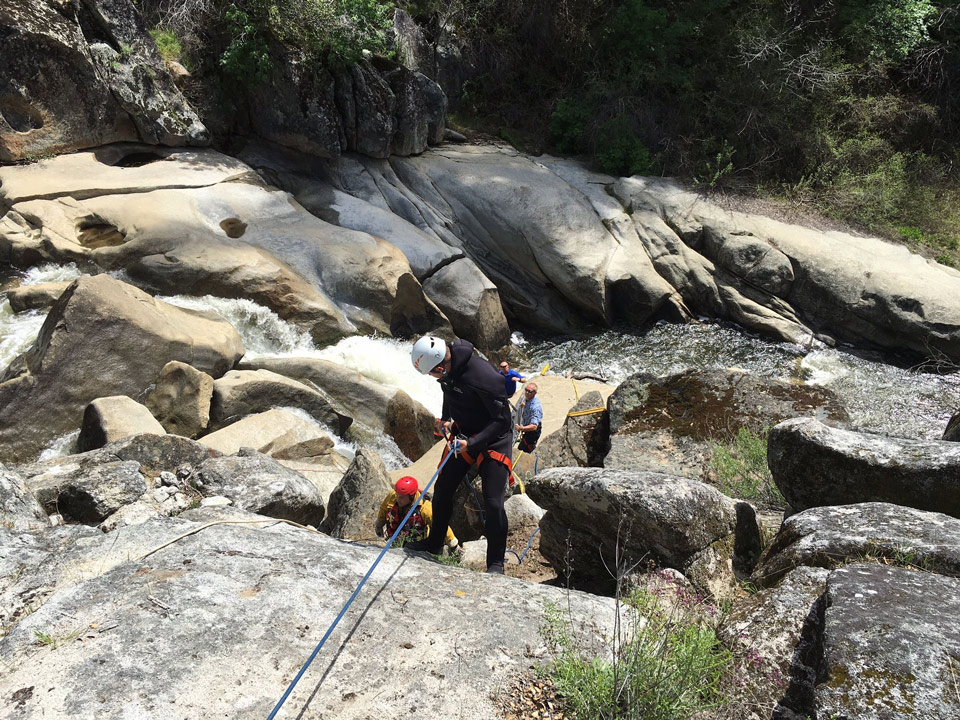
[409,335,512,574]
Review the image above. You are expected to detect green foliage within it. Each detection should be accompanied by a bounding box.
[542,589,732,720]
[150,27,185,64]
[220,4,271,82]
[711,427,783,507]
[596,115,654,177]
[839,0,937,66]
[549,98,592,154]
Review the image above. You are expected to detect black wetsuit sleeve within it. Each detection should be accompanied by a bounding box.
[466,386,512,453]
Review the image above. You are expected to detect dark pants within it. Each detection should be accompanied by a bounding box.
[519,425,542,453]
[428,453,509,569]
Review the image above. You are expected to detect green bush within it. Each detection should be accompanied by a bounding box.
[549,97,592,154]
[543,587,732,720]
[711,427,783,507]
[596,115,653,177]
[150,27,185,64]
[220,4,271,82]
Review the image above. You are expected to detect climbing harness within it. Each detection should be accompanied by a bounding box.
[265,450,456,720]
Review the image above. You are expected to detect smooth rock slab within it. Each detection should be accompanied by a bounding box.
[753,502,960,588]
[198,409,333,457]
[768,417,960,517]
[0,517,614,720]
[816,563,960,719]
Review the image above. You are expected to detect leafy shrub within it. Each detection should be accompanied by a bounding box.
[220,4,271,82]
[543,586,732,720]
[549,97,592,154]
[150,26,185,64]
[595,115,653,177]
[711,427,783,507]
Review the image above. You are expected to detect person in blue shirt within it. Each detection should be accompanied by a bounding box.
[516,382,543,453]
[499,361,525,398]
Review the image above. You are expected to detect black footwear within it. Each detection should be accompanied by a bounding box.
[405,539,441,554]
[486,563,505,575]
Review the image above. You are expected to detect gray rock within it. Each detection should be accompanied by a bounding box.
[615,176,960,362]
[210,369,352,436]
[0,275,244,464]
[816,563,960,719]
[77,395,166,452]
[0,464,48,530]
[0,0,207,162]
[536,390,609,470]
[604,369,849,480]
[198,409,333,458]
[237,356,436,461]
[768,417,960,517]
[753,502,960,588]
[526,467,746,594]
[0,516,614,719]
[5,281,71,312]
[718,566,830,720]
[193,450,325,527]
[24,457,146,524]
[422,258,510,351]
[144,361,214,439]
[389,145,671,334]
[943,409,960,441]
[319,448,392,540]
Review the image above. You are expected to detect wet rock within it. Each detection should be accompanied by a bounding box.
[752,502,960,588]
[768,417,960,517]
[0,275,244,464]
[238,356,437,461]
[77,395,166,452]
[192,449,324,527]
[5,281,71,312]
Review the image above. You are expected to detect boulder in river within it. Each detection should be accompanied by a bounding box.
[0,274,244,464]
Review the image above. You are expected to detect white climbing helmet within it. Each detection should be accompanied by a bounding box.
[411,335,446,375]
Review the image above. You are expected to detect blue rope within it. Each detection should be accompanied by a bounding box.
[266,450,455,719]
[505,526,541,564]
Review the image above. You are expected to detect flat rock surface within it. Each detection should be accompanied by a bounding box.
[0,518,614,719]
[753,502,960,587]
[816,563,960,719]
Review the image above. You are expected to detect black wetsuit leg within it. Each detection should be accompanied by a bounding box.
[479,458,509,568]
[422,453,471,553]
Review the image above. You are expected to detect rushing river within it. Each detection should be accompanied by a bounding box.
[1,265,958,464]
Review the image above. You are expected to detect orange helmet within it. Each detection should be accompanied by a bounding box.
[395,476,419,496]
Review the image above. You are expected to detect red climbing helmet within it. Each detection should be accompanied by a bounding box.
[395,476,419,496]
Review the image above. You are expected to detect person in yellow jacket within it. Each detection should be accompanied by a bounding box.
[375,476,458,549]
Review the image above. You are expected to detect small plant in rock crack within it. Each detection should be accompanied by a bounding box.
[711,427,785,508]
[540,586,733,719]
